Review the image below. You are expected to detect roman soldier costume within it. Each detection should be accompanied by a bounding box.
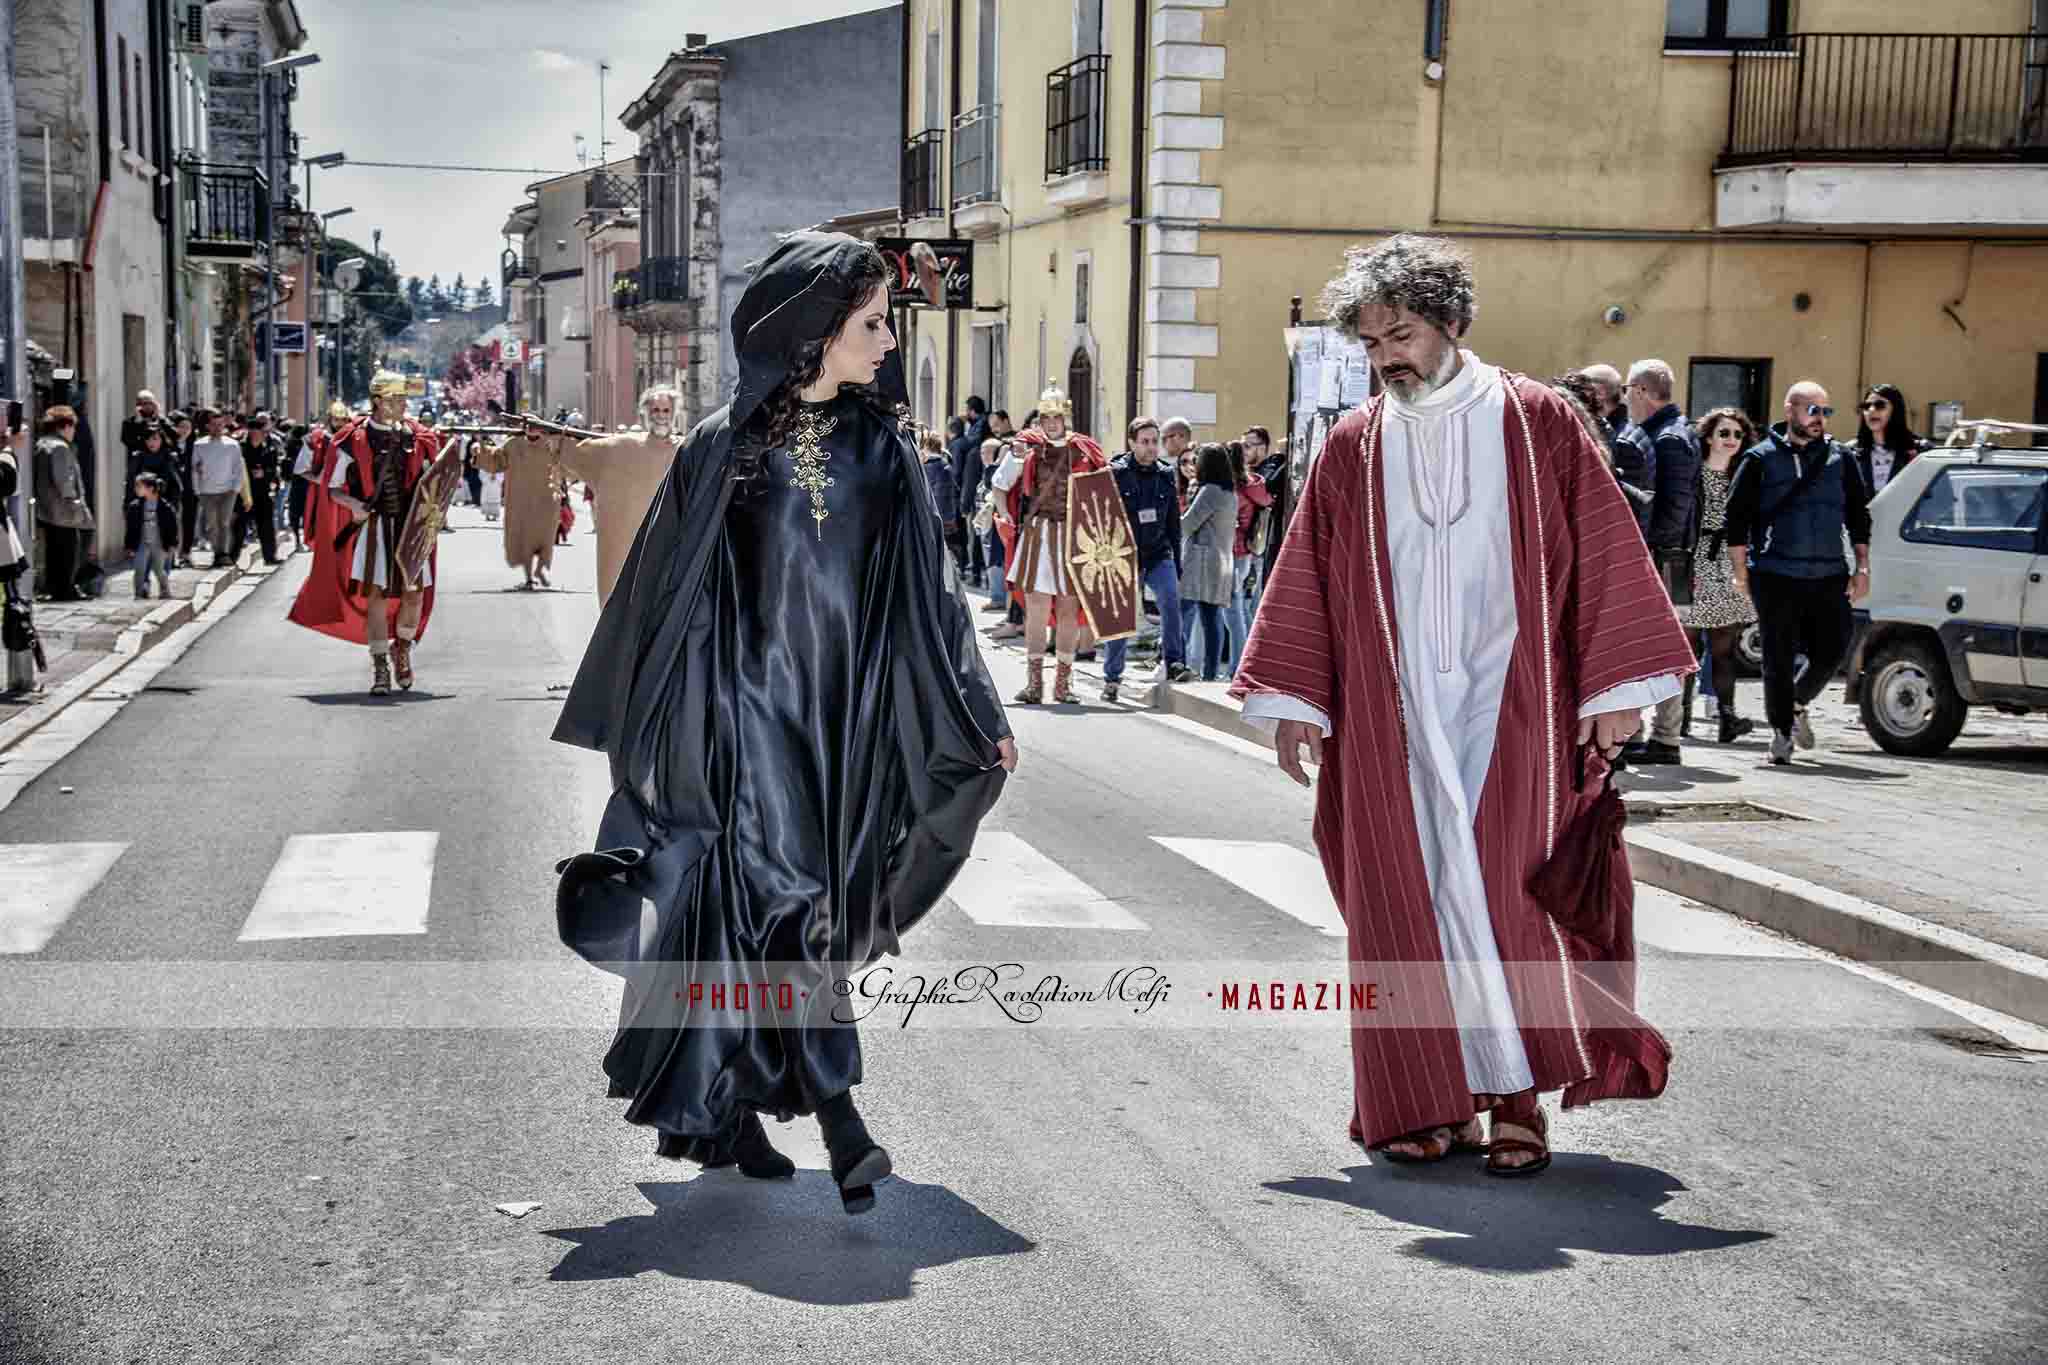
[998,385,1110,704]
[287,372,442,695]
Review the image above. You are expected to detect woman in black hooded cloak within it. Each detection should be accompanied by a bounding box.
[552,233,1017,1214]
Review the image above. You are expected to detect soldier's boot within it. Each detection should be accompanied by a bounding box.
[392,637,415,691]
[1053,660,1077,704]
[370,652,393,697]
[1013,657,1044,705]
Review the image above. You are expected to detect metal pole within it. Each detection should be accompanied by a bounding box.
[303,161,313,420]
[3,0,36,692]
[261,70,274,416]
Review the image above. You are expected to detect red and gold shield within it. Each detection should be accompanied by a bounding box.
[1066,465,1140,642]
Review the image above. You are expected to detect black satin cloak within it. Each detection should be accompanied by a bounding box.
[551,384,1011,1154]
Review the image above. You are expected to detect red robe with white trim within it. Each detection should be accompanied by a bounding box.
[286,419,440,645]
[1229,375,1695,1149]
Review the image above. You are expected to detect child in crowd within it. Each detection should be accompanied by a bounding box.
[125,473,179,599]
[557,492,576,545]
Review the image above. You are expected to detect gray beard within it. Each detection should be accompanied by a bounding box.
[1384,346,1461,404]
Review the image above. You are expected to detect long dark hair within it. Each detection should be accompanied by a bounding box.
[1226,439,1248,487]
[1854,383,1919,456]
[734,245,890,483]
[1195,441,1234,490]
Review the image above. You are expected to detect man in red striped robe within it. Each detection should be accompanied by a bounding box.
[1230,236,1695,1175]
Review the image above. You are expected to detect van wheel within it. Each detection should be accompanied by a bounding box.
[1858,638,1967,757]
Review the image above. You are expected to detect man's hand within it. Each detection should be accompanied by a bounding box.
[997,737,1019,772]
[1274,719,1324,788]
[1848,567,1870,603]
[1577,709,1639,761]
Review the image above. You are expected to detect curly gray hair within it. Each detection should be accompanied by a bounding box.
[1319,234,1477,341]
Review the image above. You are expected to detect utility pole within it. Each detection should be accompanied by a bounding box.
[260,69,274,417]
[1,0,35,693]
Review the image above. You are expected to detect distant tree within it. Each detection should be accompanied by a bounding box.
[425,273,447,315]
[404,276,425,315]
[449,272,469,311]
[474,275,496,309]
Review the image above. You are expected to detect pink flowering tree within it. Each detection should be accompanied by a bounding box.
[442,341,506,413]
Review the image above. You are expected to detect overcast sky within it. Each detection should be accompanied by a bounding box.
[293,0,895,297]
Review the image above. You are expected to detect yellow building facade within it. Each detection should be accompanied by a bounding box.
[898,0,2048,446]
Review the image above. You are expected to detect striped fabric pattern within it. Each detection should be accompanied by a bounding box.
[1231,375,1698,1149]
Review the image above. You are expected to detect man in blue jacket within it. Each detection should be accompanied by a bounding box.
[1099,416,1192,700]
[1616,359,1701,763]
[1726,380,1871,766]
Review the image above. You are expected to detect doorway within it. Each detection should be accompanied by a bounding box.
[1066,347,1093,438]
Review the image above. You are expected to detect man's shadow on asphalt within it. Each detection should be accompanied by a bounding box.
[542,1175,1035,1303]
[296,690,453,707]
[1266,1156,1772,1274]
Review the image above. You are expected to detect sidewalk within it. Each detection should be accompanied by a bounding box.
[978,610,2048,1026]
[1,536,287,744]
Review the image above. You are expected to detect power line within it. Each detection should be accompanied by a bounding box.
[331,157,666,178]
[340,159,576,175]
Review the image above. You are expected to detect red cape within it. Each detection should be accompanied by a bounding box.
[1229,374,1697,1149]
[287,419,442,645]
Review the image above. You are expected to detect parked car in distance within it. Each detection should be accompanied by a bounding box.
[1844,421,2048,756]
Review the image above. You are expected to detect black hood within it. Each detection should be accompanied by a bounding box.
[728,231,909,432]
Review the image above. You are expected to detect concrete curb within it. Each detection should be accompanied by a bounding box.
[1626,830,2048,1029]
[1132,652,2048,1030]
[0,544,269,759]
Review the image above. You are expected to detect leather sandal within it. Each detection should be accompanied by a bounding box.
[1376,1116,1486,1165]
[1484,1099,1551,1178]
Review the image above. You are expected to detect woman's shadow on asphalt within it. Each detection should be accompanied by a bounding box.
[542,1175,1035,1303]
[1266,1154,1772,1274]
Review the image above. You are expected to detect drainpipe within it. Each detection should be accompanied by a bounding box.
[149,0,176,404]
[945,0,962,423]
[1123,0,1147,432]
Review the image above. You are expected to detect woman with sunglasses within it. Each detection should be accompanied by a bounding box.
[1852,383,1927,495]
[1687,407,1761,743]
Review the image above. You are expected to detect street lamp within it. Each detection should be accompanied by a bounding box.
[317,208,357,410]
[334,255,366,408]
[257,52,318,416]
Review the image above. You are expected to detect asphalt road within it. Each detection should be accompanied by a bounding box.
[2,508,2044,1365]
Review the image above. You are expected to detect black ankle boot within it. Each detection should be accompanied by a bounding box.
[728,1111,796,1180]
[817,1091,891,1215]
[1717,707,1756,744]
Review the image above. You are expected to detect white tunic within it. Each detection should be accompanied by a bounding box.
[1243,353,1679,1095]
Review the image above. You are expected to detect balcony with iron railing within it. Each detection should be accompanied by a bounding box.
[1716,32,2048,229]
[951,104,1004,237]
[181,160,270,259]
[615,255,690,331]
[587,171,641,212]
[902,128,944,222]
[1723,32,2048,165]
[1045,54,1109,209]
[502,249,539,289]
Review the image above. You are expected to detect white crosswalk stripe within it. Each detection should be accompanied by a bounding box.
[947,831,1148,930]
[237,832,439,942]
[0,843,128,954]
[1152,837,1348,937]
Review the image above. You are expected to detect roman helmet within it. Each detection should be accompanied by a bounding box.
[1036,384,1073,419]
